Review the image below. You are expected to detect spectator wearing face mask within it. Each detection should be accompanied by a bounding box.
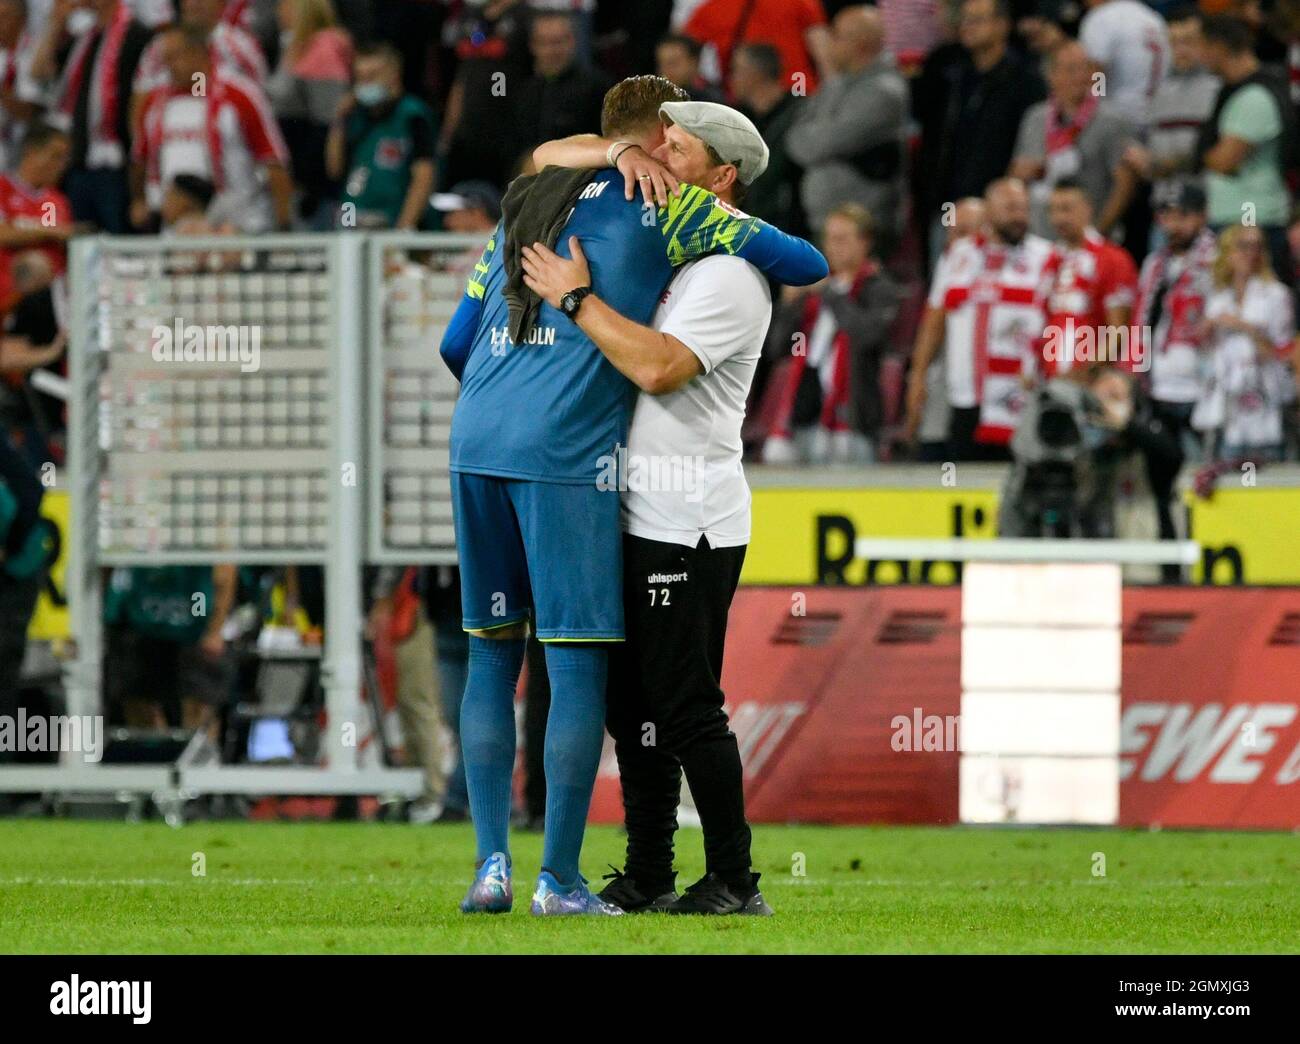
[325,40,435,230]
[265,0,352,224]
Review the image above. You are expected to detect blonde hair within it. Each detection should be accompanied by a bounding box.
[600,75,688,138]
[286,0,337,52]
[826,201,874,241]
[1212,224,1275,288]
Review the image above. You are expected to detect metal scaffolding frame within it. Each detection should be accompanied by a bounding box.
[0,231,485,803]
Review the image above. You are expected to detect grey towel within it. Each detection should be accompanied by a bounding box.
[501,166,597,345]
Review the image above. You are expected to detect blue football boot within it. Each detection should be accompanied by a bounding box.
[459,852,513,913]
[529,870,625,916]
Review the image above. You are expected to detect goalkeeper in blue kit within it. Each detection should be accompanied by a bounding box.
[438,75,827,915]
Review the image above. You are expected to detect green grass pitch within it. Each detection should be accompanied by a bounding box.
[0,820,1297,954]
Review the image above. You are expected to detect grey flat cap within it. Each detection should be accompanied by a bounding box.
[659,100,770,184]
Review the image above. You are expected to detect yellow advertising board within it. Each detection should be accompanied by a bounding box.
[26,487,70,640]
[743,484,1300,586]
[24,483,1297,644]
[743,486,1000,586]
[1184,488,1300,585]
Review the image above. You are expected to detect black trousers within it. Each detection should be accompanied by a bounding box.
[522,636,550,822]
[1151,399,1195,584]
[606,533,751,890]
[0,574,42,756]
[947,405,1011,463]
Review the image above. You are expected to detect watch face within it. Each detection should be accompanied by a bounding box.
[561,292,576,315]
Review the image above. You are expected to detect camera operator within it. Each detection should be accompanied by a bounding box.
[1001,363,1184,555]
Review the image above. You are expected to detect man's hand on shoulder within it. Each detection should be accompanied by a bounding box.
[521,237,591,310]
[614,145,681,207]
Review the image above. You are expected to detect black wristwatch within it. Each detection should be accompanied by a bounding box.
[560,285,594,319]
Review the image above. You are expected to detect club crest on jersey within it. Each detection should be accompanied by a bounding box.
[489,324,557,351]
[375,138,407,169]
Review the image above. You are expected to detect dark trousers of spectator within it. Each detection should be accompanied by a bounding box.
[64,166,129,234]
[374,0,442,97]
[0,573,43,751]
[1263,225,1295,290]
[1151,398,1196,583]
[522,636,550,824]
[607,534,752,893]
[1122,186,1154,267]
[946,405,1012,463]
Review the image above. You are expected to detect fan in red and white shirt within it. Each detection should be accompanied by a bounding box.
[131,25,289,231]
[222,0,255,34]
[906,178,1054,456]
[37,0,154,180]
[132,0,267,100]
[1034,180,1138,379]
[0,123,74,304]
[1133,184,1216,416]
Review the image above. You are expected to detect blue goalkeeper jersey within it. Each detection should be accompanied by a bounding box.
[442,168,828,484]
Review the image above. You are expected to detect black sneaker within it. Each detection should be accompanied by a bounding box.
[669,872,773,916]
[597,866,678,913]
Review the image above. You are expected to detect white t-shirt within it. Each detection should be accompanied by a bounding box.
[1079,0,1171,125]
[622,255,773,549]
[1203,279,1295,449]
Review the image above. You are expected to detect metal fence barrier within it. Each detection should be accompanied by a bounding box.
[0,231,484,800]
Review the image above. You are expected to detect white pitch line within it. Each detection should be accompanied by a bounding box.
[0,876,1289,888]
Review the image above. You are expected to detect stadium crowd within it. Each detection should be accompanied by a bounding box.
[0,0,1296,473]
[3,0,1300,820]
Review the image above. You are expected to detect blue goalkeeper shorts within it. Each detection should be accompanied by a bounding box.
[450,471,624,641]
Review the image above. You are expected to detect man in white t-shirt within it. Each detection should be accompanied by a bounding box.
[1078,0,1170,126]
[521,101,818,917]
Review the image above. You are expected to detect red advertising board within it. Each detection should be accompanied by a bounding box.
[589,586,1300,829]
[1119,588,1300,829]
[591,586,964,825]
